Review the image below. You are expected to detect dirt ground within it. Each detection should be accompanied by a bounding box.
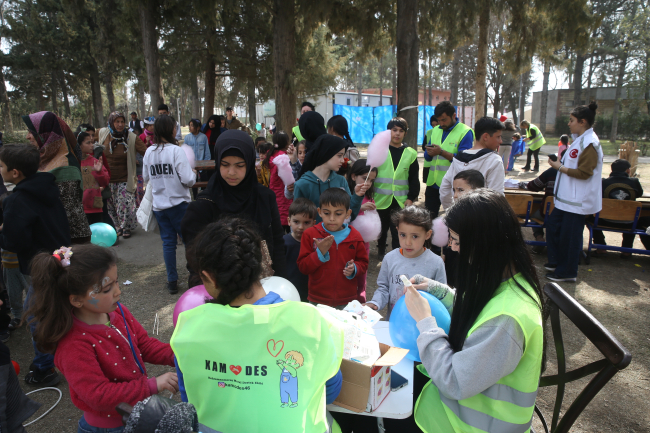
[10,158,650,432]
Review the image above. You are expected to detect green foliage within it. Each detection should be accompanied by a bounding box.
[555,115,572,136]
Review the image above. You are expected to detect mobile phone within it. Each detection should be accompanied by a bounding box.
[548,154,558,162]
[391,370,408,392]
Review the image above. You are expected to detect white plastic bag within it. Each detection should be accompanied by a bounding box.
[136,185,158,232]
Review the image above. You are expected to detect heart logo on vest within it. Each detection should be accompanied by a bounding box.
[569,149,579,159]
[267,339,285,357]
[230,365,242,375]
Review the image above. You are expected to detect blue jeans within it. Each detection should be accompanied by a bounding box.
[78,415,124,433]
[546,208,586,278]
[153,201,189,282]
[23,285,55,371]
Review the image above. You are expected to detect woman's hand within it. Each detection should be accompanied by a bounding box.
[156,372,179,394]
[360,202,376,212]
[92,159,103,172]
[548,158,561,170]
[404,284,432,323]
[409,275,431,292]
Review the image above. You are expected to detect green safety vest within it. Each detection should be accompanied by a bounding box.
[414,273,543,433]
[426,123,474,187]
[171,300,344,433]
[374,146,418,210]
[422,128,436,171]
[293,125,305,142]
[526,124,546,151]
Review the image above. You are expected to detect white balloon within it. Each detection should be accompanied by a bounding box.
[261,276,301,302]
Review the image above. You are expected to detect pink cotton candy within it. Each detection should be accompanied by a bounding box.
[366,130,392,169]
[180,144,196,169]
[273,154,295,186]
[350,209,381,242]
[432,217,449,247]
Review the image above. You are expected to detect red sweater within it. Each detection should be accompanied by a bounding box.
[81,155,110,214]
[297,223,369,306]
[54,304,174,428]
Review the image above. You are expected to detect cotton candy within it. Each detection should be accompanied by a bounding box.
[351,209,381,242]
[272,154,295,186]
[366,130,392,169]
[432,217,449,247]
[180,144,196,169]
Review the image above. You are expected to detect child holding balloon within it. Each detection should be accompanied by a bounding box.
[142,115,196,295]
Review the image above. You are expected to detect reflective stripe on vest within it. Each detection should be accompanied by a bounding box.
[414,274,543,433]
[374,146,418,210]
[526,124,546,151]
[426,123,473,187]
[171,301,344,433]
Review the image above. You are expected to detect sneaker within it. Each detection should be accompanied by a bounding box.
[0,330,9,343]
[167,281,178,295]
[543,263,557,271]
[545,273,577,283]
[24,365,61,386]
[7,317,21,331]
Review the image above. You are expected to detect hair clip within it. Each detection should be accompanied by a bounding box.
[52,246,73,267]
[274,144,279,148]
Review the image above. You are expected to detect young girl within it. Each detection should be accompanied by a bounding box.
[78,131,110,225]
[364,205,445,318]
[294,135,367,223]
[139,117,155,147]
[346,159,377,302]
[558,134,569,156]
[507,132,525,171]
[26,244,176,433]
[255,141,271,187]
[143,116,196,294]
[327,115,359,175]
[265,131,294,232]
[288,140,306,180]
[171,217,343,432]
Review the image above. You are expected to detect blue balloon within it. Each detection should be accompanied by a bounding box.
[389,291,451,362]
[90,223,117,247]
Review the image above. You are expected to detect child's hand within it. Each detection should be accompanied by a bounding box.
[363,302,378,311]
[315,235,334,256]
[287,183,295,193]
[360,202,376,212]
[286,143,295,156]
[92,159,103,172]
[156,372,179,394]
[354,182,369,197]
[405,199,413,206]
[343,260,355,277]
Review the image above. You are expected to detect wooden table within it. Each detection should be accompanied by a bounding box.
[195,160,216,170]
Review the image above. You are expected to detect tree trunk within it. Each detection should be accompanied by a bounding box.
[247,80,256,127]
[357,61,363,106]
[204,59,216,123]
[461,71,466,124]
[272,0,296,131]
[573,53,585,107]
[58,71,71,118]
[104,73,116,113]
[540,61,550,135]
[493,85,500,118]
[90,60,104,126]
[474,3,490,120]
[610,50,629,143]
[427,49,432,106]
[379,56,384,106]
[138,79,146,117]
[0,67,12,132]
[518,70,529,125]
[191,74,201,119]
[645,49,650,114]
[396,0,419,149]
[139,0,164,111]
[50,71,59,115]
[450,48,461,105]
[392,46,397,106]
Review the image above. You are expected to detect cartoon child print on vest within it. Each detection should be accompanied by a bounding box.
[277,350,304,408]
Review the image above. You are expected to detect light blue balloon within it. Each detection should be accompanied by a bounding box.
[255,123,262,131]
[90,223,117,247]
[389,291,451,362]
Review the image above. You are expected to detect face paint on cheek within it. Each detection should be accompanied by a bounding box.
[88,293,100,307]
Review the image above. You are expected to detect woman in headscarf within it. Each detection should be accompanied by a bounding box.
[98,111,147,238]
[203,114,222,160]
[298,111,327,153]
[181,130,286,288]
[23,111,92,243]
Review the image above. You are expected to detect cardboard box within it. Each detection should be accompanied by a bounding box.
[333,343,409,413]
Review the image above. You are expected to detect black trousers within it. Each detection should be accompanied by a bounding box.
[524,148,540,171]
[424,186,442,219]
[589,216,650,250]
[383,363,428,432]
[378,199,402,251]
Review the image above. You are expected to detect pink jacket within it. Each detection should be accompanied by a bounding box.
[269,150,293,223]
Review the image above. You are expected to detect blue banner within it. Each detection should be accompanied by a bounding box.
[373,105,398,136]
[333,105,374,145]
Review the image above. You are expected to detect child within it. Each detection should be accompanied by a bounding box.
[139,117,155,147]
[284,198,317,302]
[172,217,343,432]
[440,117,505,210]
[143,116,196,295]
[508,132,525,171]
[375,117,420,258]
[78,131,110,225]
[365,206,445,318]
[558,134,569,156]
[452,169,485,201]
[184,118,210,164]
[297,188,369,308]
[266,131,293,231]
[346,159,378,302]
[288,140,306,180]
[293,135,366,223]
[256,142,271,187]
[26,244,176,431]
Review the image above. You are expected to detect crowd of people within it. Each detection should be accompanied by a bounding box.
[0,97,645,433]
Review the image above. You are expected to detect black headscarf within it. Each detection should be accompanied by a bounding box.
[297,134,347,179]
[207,114,222,159]
[298,111,326,152]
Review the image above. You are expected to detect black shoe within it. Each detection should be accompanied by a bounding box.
[543,263,557,271]
[545,273,577,282]
[167,281,178,294]
[0,330,9,343]
[24,365,61,386]
[7,317,21,331]
[377,246,386,260]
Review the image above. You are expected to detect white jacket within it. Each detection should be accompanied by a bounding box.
[143,142,196,211]
[440,148,505,209]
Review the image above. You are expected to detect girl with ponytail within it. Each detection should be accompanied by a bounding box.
[264,131,293,232]
[26,244,176,432]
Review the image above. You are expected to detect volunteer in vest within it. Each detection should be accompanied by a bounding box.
[520,120,546,172]
[375,117,420,259]
[293,101,316,144]
[422,101,474,219]
[171,218,344,433]
[545,102,603,283]
[386,189,543,433]
[421,115,438,185]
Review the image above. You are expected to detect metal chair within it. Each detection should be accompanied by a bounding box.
[535,283,632,433]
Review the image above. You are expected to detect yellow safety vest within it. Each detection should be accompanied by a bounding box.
[374,145,418,210]
[293,125,305,142]
[422,128,436,171]
[414,274,543,433]
[526,124,546,151]
[426,122,473,187]
[171,300,344,433]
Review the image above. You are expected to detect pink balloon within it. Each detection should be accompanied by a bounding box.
[173,285,213,326]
